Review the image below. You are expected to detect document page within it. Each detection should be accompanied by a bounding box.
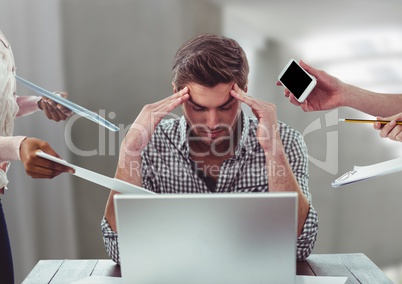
[71,275,347,284]
[36,151,155,195]
[296,275,347,284]
[332,157,402,187]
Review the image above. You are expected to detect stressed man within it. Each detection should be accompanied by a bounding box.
[102,34,318,264]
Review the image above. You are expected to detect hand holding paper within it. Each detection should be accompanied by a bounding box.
[36,151,154,195]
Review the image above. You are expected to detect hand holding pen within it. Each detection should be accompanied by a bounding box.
[339,113,402,142]
[375,113,402,142]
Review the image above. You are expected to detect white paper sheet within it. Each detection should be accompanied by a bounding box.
[296,275,348,284]
[332,157,402,187]
[70,276,122,284]
[70,275,347,284]
[36,151,155,195]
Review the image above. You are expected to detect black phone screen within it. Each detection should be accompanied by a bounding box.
[279,61,313,99]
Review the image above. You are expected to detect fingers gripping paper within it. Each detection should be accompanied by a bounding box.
[36,151,154,195]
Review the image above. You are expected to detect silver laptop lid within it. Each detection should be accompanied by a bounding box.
[115,192,297,284]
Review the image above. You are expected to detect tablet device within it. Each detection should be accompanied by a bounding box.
[15,75,119,132]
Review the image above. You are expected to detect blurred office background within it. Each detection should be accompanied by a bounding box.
[1,0,402,282]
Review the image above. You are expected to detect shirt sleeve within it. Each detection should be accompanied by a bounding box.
[296,207,319,261]
[101,216,120,265]
[0,136,26,162]
[15,95,41,117]
[285,130,319,261]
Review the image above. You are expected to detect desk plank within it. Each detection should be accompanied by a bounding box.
[338,254,393,284]
[307,253,393,284]
[49,259,98,284]
[23,254,393,283]
[307,254,359,283]
[91,260,121,277]
[22,260,64,284]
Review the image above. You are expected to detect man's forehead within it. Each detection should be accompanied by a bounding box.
[188,94,234,108]
[187,82,234,105]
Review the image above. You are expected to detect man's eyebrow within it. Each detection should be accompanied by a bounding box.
[188,96,235,108]
[219,96,235,108]
[188,97,204,108]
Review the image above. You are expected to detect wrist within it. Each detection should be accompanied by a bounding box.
[261,135,284,156]
[37,98,43,110]
[18,137,29,162]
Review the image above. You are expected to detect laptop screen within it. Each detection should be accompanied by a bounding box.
[115,192,297,284]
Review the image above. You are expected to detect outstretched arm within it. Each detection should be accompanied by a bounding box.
[277,60,402,117]
[16,93,72,120]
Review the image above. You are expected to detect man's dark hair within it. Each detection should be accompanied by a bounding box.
[172,34,249,91]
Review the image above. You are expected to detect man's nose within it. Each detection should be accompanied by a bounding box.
[205,110,220,129]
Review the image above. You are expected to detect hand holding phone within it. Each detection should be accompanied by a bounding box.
[278,59,317,103]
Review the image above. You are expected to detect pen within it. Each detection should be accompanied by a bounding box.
[339,118,402,125]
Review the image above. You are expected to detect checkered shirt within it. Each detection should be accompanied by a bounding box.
[101,113,318,264]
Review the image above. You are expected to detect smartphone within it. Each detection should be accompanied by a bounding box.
[278,59,317,103]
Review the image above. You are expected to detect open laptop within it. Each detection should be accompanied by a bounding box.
[114,192,298,284]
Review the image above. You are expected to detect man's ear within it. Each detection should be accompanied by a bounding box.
[244,84,248,93]
[172,82,177,93]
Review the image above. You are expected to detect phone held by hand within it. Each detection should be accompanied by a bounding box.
[278,59,317,103]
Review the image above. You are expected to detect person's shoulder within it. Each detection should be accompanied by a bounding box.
[248,116,301,135]
[278,120,302,134]
[250,116,304,145]
[278,120,304,142]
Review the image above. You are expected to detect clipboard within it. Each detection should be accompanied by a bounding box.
[15,75,119,132]
[332,157,402,187]
[36,151,155,195]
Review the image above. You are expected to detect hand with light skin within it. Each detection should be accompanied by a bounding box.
[120,87,190,159]
[230,83,280,152]
[374,112,402,142]
[276,61,345,112]
[105,87,190,232]
[38,92,73,122]
[19,137,74,178]
[230,83,309,236]
[277,61,402,117]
